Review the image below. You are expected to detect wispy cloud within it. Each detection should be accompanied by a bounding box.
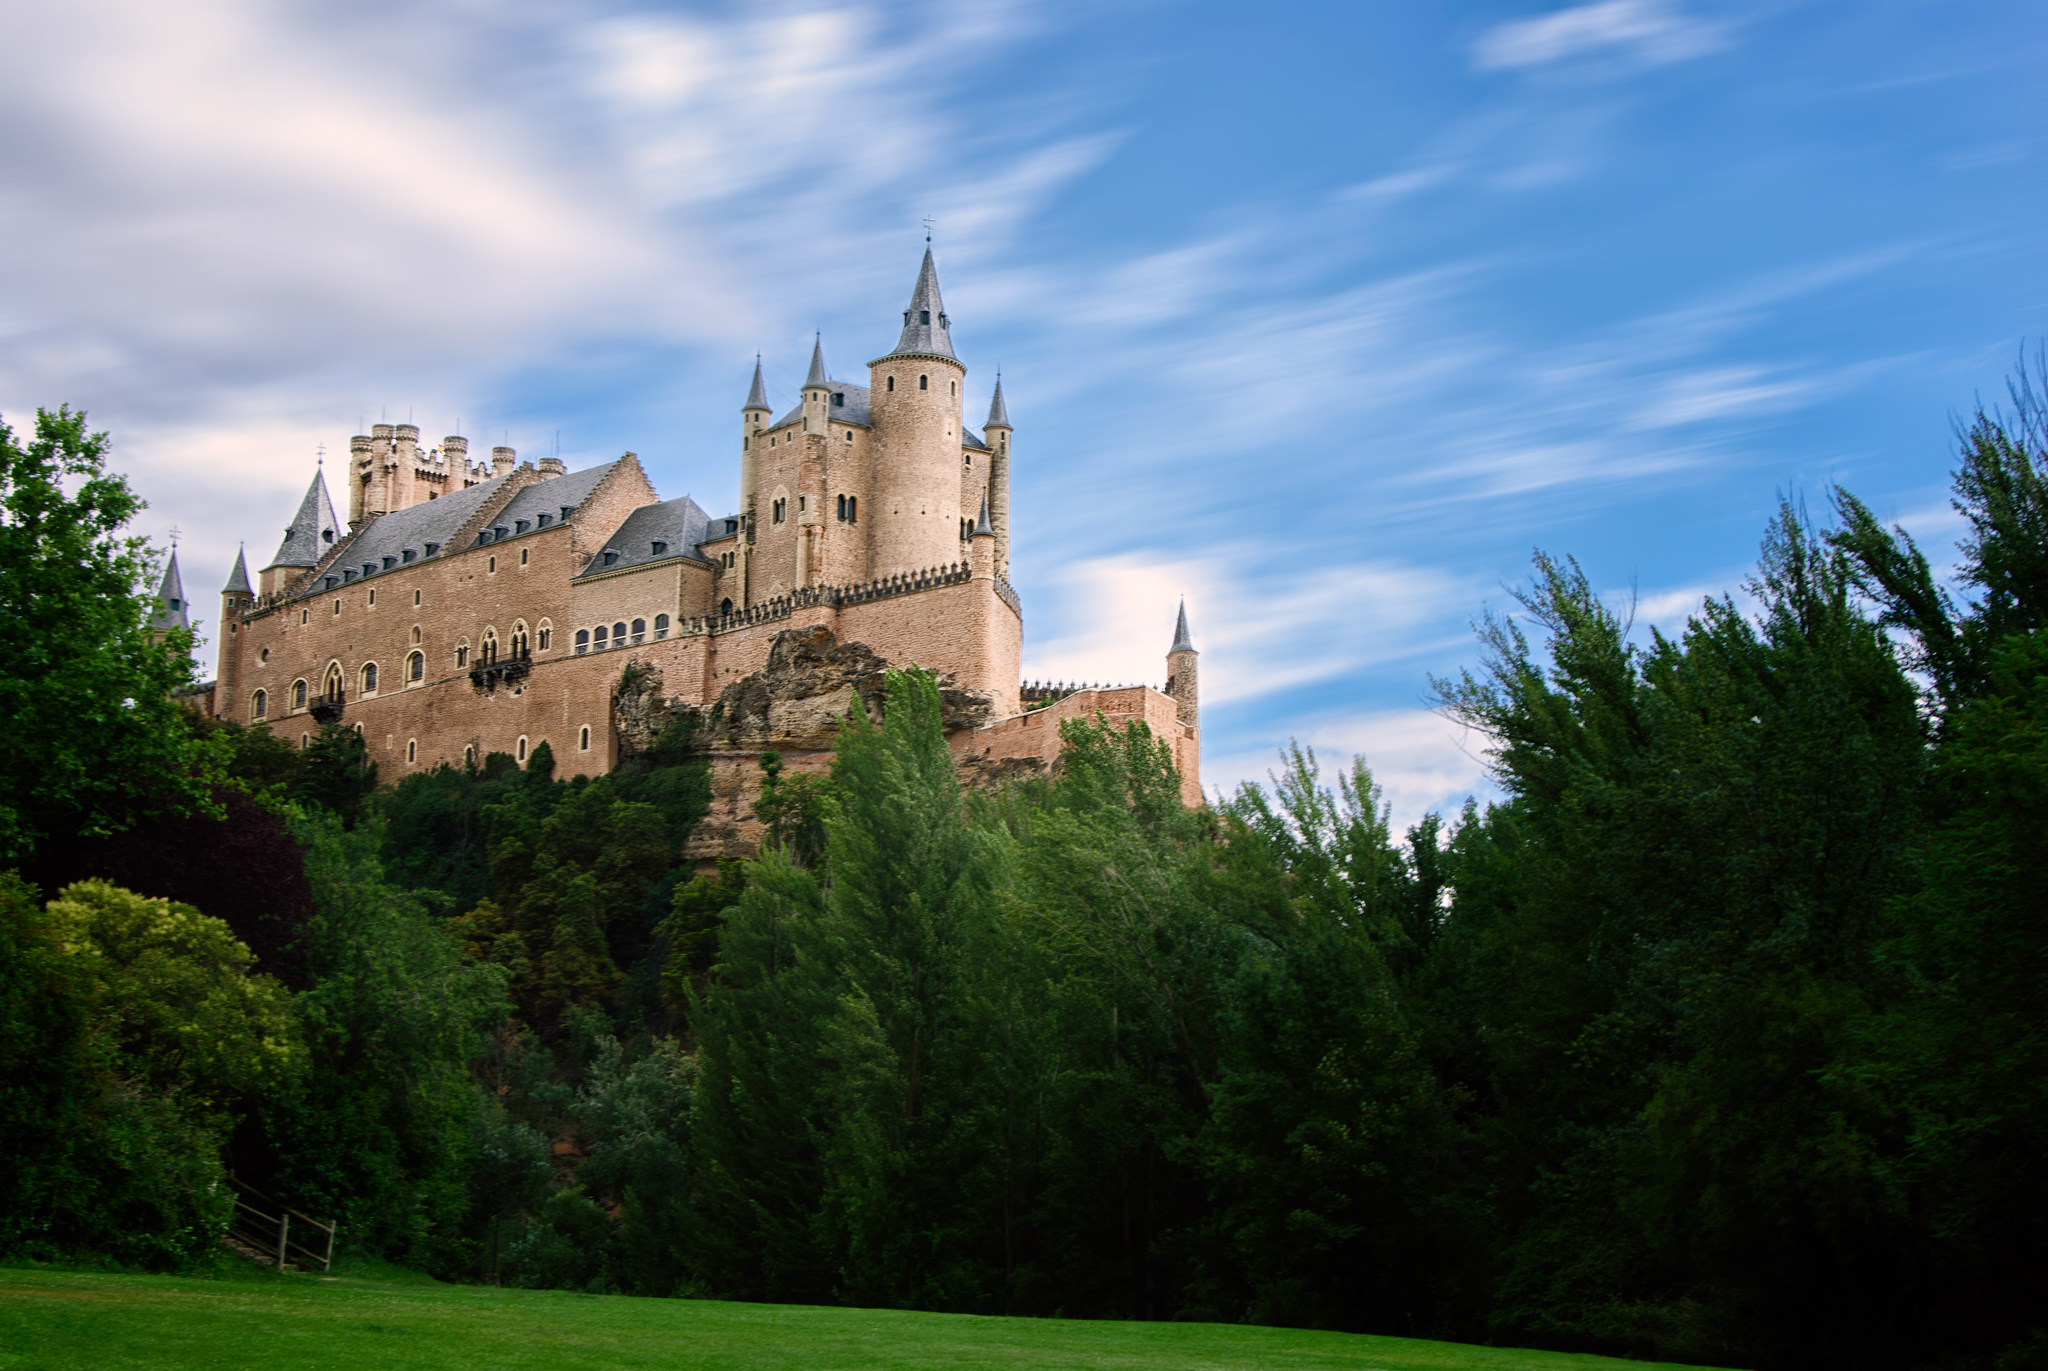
[1472,0,1727,72]
[1202,708,1496,834]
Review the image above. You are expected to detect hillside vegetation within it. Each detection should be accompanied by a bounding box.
[2,374,2046,1371]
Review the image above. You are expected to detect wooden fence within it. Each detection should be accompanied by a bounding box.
[228,1178,337,1273]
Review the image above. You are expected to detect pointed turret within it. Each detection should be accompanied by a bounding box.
[985,375,1011,431]
[744,356,769,412]
[881,248,956,361]
[804,335,829,388]
[151,552,189,634]
[1166,599,1199,732]
[267,470,341,572]
[221,546,252,595]
[974,495,993,536]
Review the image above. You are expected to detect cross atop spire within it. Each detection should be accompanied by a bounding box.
[1170,598,1196,655]
[879,247,956,363]
[805,334,829,388]
[744,355,768,411]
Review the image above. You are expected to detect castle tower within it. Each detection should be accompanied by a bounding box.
[983,376,1012,577]
[740,357,769,603]
[217,548,252,715]
[1165,599,1198,730]
[797,337,830,587]
[150,551,189,638]
[262,468,341,596]
[868,248,967,578]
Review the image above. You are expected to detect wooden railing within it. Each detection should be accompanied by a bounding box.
[228,1177,337,1273]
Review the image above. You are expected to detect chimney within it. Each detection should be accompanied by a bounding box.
[491,446,516,478]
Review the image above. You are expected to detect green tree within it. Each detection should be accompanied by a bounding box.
[0,406,213,862]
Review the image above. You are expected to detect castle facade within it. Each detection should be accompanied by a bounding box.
[206,251,1200,827]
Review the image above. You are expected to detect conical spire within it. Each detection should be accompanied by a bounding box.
[882,248,956,361]
[1170,598,1195,654]
[267,469,340,569]
[151,552,189,633]
[805,335,829,388]
[973,495,993,536]
[744,356,768,410]
[985,374,1010,429]
[221,545,253,595]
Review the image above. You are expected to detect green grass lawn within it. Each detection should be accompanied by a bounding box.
[0,1263,1738,1371]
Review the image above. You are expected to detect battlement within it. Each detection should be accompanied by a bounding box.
[676,560,1010,638]
[1021,678,1147,709]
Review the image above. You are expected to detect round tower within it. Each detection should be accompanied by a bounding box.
[983,376,1013,577]
[1166,599,1199,731]
[868,248,968,578]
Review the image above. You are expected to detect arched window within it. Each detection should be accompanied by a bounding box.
[575,629,590,655]
[720,597,733,616]
[324,664,343,703]
[407,739,417,763]
[252,689,267,718]
[593,624,609,649]
[537,621,553,651]
[578,725,591,752]
[411,625,422,644]
[456,644,469,668]
[612,622,626,645]
[630,618,645,643]
[408,651,424,682]
[919,374,928,390]
[360,661,378,694]
[292,679,307,710]
[654,614,669,639]
[511,621,529,656]
[886,375,895,392]
[481,629,498,664]
[464,745,476,768]
[517,736,529,762]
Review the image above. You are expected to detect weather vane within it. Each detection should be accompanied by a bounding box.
[315,442,326,467]
[168,524,181,549]
[923,216,935,243]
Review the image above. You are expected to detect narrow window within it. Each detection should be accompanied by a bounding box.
[886,376,895,392]
[920,309,930,325]
[408,651,424,681]
[520,547,528,566]
[293,680,307,709]
[361,662,378,693]
[252,689,267,718]
[950,380,956,396]
[488,556,496,573]
[575,629,589,654]
[631,618,646,643]
[368,588,375,606]
[413,588,421,606]
[594,624,608,648]
[301,608,309,624]
[407,739,417,763]
[465,745,476,768]
[919,374,928,390]
[538,626,552,650]
[457,645,469,668]
[654,614,669,639]
[612,621,627,644]
[517,736,529,762]
[333,599,341,616]
[578,726,591,752]
[411,625,421,644]
[720,597,733,616]
[836,494,845,520]
[845,430,852,442]
[324,666,342,701]
[847,496,856,523]
[798,496,806,512]
[302,734,311,749]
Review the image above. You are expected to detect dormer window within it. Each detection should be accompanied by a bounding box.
[322,530,334,543]
[560,506,573,521]
[325,576,338,589]
[603,550,620,567]
[725,518,739,534]
[401,549,415,563]
[424,542,440,557]
[515,520,530,534]
[651,541,667,556]
[535,513,550,528]
[342,569,357,582]
[381,556,396,569]
[832,392,844,406]
[362,564,376,578]
[920,310,930,325]
[493,526,509,541]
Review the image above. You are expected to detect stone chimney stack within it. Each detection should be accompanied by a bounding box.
[492,446,516,478]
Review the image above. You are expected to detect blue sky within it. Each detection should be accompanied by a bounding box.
[1,0,2040,822]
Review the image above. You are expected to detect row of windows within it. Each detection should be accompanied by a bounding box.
[769,494,860,525]
[574,615,669,653]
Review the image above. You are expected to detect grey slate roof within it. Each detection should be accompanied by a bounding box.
[879,248,956,361]
[744,357,769,410]
[152,552,189,632]
[772,381,872,431]
[221,547,253,595]
[973,496,992,536]
[306,471,516,592]
[491,463,617,537]
[267,470,341,569]
[575,496,715,579]
[804,336,829,387]
[1170,599,1196,654]
[986,375,1010,429]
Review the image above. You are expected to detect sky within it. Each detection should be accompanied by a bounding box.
[2,0,2041,825]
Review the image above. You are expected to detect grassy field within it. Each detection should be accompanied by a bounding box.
[0,1262,1738,1371]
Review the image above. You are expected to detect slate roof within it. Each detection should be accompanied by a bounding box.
[575,496,715,578]
[267,471,341,569]
[772,381,872,430]
[986,376,1010,429]
[744,357,769,410]
[1171,599,1196,654]
[488,463,617,538]
[880,248,956,361]
[309,472,514,591]
[221,547,253,595]
[804,336,828,387]
[151,552,189,632]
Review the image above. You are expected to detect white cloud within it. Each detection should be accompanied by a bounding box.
[1202,708,1496,835]
[1472,0,1726,72]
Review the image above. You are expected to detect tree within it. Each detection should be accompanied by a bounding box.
[0,406,213,863]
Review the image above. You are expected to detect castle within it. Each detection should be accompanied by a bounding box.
[195,250,1200,842]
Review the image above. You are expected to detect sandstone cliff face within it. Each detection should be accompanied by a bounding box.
[620,625,1004,864]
